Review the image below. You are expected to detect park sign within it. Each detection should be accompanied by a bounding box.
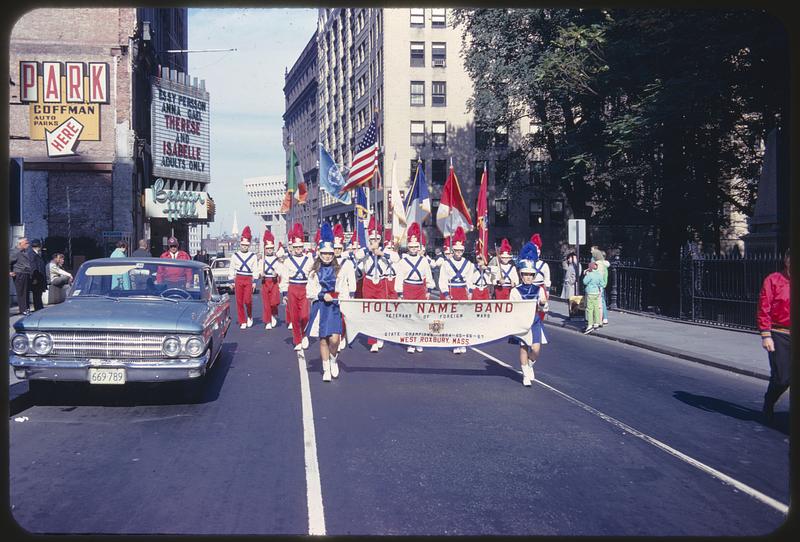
[151,74,211,184]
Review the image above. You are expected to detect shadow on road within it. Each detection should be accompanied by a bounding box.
[9,341,239,414]
[673,391,789,435]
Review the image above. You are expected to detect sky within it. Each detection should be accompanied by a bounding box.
[188,8,318,237]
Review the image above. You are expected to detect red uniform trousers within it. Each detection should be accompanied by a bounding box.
[287,283,310,345]
[385,276,398,299]
[471,287,490,300]
[234,275,254,323]
[494,286,512,300]
[362,277,388,345]
[448,286,469,300]
[261,277,281,320]
[402,282,428,300]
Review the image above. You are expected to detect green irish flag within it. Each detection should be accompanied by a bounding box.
[281,142,308,213]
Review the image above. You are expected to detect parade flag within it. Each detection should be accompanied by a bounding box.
[342,113,378,192]
[280,140,307,213]
[390,153,406,243]
[436,159,473,237]
[404,159,431,226]
[319,144,352,205]
[355,186,369,247]
[476,162,489,262]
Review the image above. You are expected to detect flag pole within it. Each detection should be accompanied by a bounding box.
[374,109,380,237]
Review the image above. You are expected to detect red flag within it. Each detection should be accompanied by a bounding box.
[476,162,489,262]
[436,159,473,237]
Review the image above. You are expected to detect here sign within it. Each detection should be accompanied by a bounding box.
[568,219,586,245]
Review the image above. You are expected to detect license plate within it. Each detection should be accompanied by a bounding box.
[88,368,126,385]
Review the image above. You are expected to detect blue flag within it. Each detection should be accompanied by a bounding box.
[355,186,368,247]
[319,144,351,205]
[404,160,431,226]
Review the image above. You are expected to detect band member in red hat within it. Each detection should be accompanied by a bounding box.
[228,226,258,329]
[438,226,475,354]
[529,233,551,289]
[281,223,313,350]
[333,223,356,348]
[359,216,390,353]
[493,238,518,300]
[472,252,493,300]
[260,229,284,330]
[382,228,400,299]
[395,222,434,353]
[347,228,365,298]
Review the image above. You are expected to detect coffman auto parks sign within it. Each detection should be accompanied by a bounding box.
[145,178,207,222]
[151,75,210,184]
[340,300,540,348]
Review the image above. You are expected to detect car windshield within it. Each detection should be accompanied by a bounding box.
[70,261,210,300]
[212,260,229,269]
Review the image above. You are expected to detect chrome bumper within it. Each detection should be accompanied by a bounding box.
[8,351,211,382]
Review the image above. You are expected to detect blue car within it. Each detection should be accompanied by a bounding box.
[10,257,231,399]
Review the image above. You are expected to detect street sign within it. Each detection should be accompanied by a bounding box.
[568,219,586,245]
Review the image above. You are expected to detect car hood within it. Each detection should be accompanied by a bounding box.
[16,298,207,333]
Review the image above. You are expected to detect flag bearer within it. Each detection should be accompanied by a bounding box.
[306,223,350,382]
[359,217,390,353]
[438,226,476,354]
[382,229,400,299]
[394,222,434,353]
[260,230,284,330]
[510,240,550,387]
[472,252,493,300]
[493,238,518,300]
[281,223,313,351]
[333,223,357,348]
[228,226,258,329]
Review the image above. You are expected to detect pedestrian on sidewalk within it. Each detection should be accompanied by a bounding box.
[591,246,610,325]
[9,237,32,315]
[47,253,72,304]
[110,241,131,290]
[757,249,791,422]
[510,239,549,387]
[131,239,151,257]
[28,239,47,311]
[560,252,580,299]
[582,261,603,334]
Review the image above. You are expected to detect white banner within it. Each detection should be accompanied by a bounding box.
[340,300,540,348]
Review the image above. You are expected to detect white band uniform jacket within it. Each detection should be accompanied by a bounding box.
[492,261,520,287]
[394,253,435,296]
[381,248,400,281]
[261,255,285,282]
[336,254,359,297]
[279,252,315,290]
[358,251,391,285]
[438,257,477,295]
[228,251,259,280]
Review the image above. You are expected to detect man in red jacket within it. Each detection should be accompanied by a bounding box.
[757,249,791,422]
[157,236,192,287]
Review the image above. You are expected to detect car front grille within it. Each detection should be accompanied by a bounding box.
[48,331,167,359]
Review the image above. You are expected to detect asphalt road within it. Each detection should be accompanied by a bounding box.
[8,297,790,536]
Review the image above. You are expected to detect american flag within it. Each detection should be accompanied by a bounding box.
[342,115,378,192]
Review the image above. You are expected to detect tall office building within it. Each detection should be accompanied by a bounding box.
[244,176,289,244]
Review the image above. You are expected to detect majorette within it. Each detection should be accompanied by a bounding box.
[394,222,434,354]
[437,226,476,354]
[333,223,356,348]
[509,238,550,387]
[305,222,350,381]
[261,229,285,330]
[358,216,390,352]
[228,226,258,329]
[493,238,519,300]
[280,223,313,351]
[381,228,400,299]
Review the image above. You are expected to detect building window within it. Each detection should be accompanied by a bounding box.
[529,161,547,185]
[432,42,446,67]
[495,198,509,226]
[411,159,426,182]
[529,199,543,226]
[410,81,425,106]
[411,121,426,146]
[495,160,508,188]
[432,159,447,186]
[431,8,446,27]
[410,42,425,67]
[550,200,564,223]
[432,81,446,106]
[431,121,446,146]
[410,8,425,27]
[476,123,492,149]
[495,125,509,147]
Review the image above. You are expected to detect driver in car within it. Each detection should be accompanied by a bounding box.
[156,236,193,288]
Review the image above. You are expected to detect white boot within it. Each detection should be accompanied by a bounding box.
[247,317,253,328]
[370,343,380,353]
[240,323,247,330]
[322,359,332,382]
[265,322,272,330]
[271,316,277,327]
[377,339,384,349]
[301,336,309,350]
[288,322,293,330]
[521,362,533,387]
[294,343,302,351]
[416,346,423,352]
[330,354,339,378]
[407,346,416,353]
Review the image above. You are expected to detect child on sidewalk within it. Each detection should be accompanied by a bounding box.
[582,261,603,334]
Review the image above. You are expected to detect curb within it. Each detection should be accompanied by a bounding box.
[544,314,769,381]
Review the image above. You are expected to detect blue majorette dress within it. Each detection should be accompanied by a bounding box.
[306,264,343,337]
[509,283,548,345]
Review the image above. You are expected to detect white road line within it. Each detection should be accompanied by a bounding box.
[297,352,326,535]
[470,346,789,516]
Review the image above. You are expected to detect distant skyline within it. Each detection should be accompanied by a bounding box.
[188,8,318,237]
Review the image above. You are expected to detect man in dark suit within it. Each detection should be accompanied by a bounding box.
[28,239,48,311]
[9,237,32,315]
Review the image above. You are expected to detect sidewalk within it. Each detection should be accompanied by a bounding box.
[544,299,769,380]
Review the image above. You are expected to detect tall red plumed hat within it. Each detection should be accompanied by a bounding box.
[499,238,512,256]
[406,223,425,247]
[384,228,394,247]
[314,228,321,245]
[333,223,345,248]
[367,216,380,239]
[240,226,252,243]
[443,236,452,251]
[530,233,542,250]
[290,223,304,246]
[263,229,275,248]
[349,228,360,248]
[452,226,466,250]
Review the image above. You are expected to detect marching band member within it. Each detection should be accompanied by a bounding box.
[530,233,551,289]
[227,226,258,329]
[281,223,313,351]
[438,227,476,354]
[306,223,350,382]
[333,223,357,348]
[347,229,365,298]
[395,222,434,353]
[493,238,518,300]
[510,239,550,387]
[382,229,400,299]
[359,217,390,353]
[260,229,284,330]
[472,252,493,300]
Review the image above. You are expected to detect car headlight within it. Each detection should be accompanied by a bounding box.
[11,334,29,355]
[32,334,53,355]
[162,337,181,357]
[185,337,205,357]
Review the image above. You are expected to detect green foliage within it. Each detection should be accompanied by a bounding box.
[453,8,788,260]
